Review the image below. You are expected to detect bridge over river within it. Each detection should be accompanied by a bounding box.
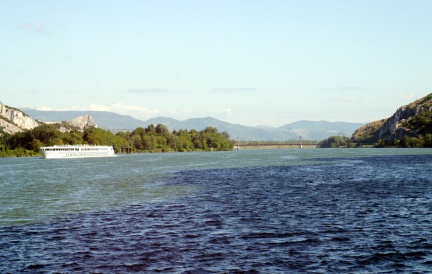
[235,141,318,149]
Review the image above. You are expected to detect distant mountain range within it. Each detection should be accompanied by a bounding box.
[22,108,363,141]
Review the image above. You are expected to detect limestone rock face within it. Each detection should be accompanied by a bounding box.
[67,115,97,131]
[0,101,99,134]
[0,101,40,134]
[352,94,432,143]
[377,105,429,139]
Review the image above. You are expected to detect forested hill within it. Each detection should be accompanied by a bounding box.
[351,93,432,146]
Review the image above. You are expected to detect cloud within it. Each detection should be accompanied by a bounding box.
[36,106,53,111]
[112,103,161,120]
[111,102,159,115]
[322,87,369,91]
[223,108,233,119]
[19,21,48,35]
[52,103,160,121]
[88,103,110,111]
[337,95,360,102]
[87,102,160,118]
[327,95,361,104]
[126,88,188,94]
[396,93,417,101]
[211,88,258,93]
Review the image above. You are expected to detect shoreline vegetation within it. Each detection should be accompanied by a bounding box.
[318,135,432,148]
[0,124,234,158]
[2,94,431,157]
[2,122,431,158]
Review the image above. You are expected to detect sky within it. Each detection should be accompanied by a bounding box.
[1,1,431,127]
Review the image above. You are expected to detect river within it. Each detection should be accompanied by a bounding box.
[1,148,432,273]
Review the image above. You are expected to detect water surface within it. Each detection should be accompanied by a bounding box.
[1,149,432,272]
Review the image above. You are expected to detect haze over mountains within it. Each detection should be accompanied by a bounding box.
[22,108,363,141]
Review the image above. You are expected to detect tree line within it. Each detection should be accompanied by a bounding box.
[0,124,235,157]
[319,134,432,148]
[375,134,432,148]
[317,136,356,148]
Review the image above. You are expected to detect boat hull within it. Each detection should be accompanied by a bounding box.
[40,145,116,159]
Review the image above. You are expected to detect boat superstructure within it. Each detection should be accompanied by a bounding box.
[40,145,116,159]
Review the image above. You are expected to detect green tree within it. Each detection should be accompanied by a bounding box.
[318,136,351,148]
[30,138,44,152]
[0,134,12,157]
[400,135,411,148]
[155,124,169,135]
[406,110,432,134]
[131,134,142,150]
[142,135,157,151]
[31,124,62,145]
[146,124,156,134]
[132,127,146,138]
[83,128,116,145]
[424,134,432,147]
[166,134,182,151]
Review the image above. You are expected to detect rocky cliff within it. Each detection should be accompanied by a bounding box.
[0,102,40,134]
[0,101,98,134]
[67,115,97,131]
[352,93,432,143]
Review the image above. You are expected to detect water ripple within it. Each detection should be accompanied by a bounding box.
[1,153,432,272]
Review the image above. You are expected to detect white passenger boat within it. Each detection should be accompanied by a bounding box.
[40,145,116,159]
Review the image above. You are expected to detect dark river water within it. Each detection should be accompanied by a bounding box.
[1,149,432,273]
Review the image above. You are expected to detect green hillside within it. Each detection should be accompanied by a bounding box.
[351,93,432,147]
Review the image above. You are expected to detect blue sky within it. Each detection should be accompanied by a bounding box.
[1,1,431,127]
